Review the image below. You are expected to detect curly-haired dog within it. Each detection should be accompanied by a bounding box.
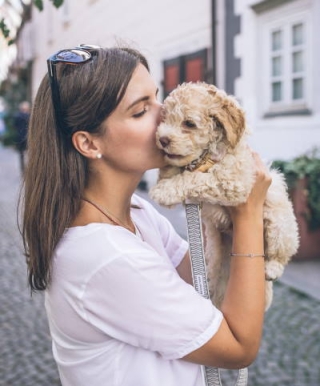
[150,82,299,310]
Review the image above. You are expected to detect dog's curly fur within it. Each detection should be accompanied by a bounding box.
[150,82,299,310]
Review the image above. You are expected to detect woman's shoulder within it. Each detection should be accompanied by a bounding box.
[132,193,162,219]
[56,223,144,267]
[52,223,154,283]
[61,222,142,249]
[131,193,151,209]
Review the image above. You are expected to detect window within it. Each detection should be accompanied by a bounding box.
[163,49,208,97]
[291,23,304,100]
[269,21,307,107]
[257,1,312,117]
[270,29,283,102]
[163,57,181,97]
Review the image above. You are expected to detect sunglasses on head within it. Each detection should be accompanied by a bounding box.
[47,44,101,135]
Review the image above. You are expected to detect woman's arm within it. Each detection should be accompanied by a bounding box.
[176,251,193,285]
[182,152,271,369]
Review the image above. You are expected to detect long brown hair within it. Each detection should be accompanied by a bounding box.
[22,46,149,291]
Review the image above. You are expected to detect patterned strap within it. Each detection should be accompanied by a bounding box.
[185,203,248,386]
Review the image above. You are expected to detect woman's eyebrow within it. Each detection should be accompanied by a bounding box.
[126,96,149,111]
[126,88,159,111]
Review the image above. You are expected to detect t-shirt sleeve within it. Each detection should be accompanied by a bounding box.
[154,211,188,267]
[80,249,223,360]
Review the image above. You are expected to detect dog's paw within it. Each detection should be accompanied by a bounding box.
[265,260,285,281]
[149,183,182,207]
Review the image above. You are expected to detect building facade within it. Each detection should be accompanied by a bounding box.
[16,0,320,184]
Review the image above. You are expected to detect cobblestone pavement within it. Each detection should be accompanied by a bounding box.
[0,146,319,386]
[0,146,61,386]
[221,283,320,385]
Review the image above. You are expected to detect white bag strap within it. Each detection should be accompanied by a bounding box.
[185,203,248,386]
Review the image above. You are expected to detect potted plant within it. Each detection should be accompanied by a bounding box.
[273,148,320,260]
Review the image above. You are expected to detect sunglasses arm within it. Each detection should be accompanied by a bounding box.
[47,61,65,133]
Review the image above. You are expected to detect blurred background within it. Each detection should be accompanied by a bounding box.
[0,0,319,385]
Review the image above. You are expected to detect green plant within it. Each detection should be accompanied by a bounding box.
[273,148,320,231]
[0,18,15,45]
[1,1,64,45]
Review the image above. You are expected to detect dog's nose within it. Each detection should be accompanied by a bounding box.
[159,136,170,148]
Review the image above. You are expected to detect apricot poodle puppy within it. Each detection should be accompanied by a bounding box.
[150,82,299,310]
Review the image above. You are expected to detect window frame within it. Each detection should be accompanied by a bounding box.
[258,6,312,117]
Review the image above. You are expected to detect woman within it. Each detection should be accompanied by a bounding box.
[22,45,271,386]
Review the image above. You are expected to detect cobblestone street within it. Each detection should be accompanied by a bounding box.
[0,146,60,386]
[0,145,319,386]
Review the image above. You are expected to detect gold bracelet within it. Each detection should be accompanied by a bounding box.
[230,253,265,258]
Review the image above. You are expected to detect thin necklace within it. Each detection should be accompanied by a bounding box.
[82,197,136,234]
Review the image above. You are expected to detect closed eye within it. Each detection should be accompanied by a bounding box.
[183,119,197,129]
[133,108,147,118]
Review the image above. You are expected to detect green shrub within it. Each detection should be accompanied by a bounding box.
[273,148,320,231]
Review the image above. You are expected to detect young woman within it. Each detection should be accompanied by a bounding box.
[22,45,271,386]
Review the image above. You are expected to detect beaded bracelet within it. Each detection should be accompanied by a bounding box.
[230,253,265,258]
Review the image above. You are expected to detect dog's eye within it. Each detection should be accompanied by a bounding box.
[183,120,197,129]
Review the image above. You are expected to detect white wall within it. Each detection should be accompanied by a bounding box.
[29,0,319,170]
[235,0,320,161]
[31,0,212,99]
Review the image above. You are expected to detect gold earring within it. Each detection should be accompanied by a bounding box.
[96,153,102,159]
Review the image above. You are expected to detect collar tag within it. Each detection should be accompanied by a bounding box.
[185,153,216,173]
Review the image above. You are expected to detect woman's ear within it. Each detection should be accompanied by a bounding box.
[72,131,100,159]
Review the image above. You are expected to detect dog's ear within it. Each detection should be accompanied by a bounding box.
[207,87,246,148]
[213,104,245,148]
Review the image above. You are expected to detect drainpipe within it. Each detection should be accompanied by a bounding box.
[211,0,217,85]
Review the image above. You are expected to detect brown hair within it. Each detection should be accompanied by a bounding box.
[22,46,149,291]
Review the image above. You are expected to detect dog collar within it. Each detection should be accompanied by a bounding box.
[185,151,216,173]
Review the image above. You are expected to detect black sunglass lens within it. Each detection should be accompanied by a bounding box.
[56,49,91,62]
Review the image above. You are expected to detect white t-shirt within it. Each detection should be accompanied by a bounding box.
[45,194,223,386]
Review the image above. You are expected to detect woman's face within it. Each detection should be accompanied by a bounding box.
[99,64,165,173]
